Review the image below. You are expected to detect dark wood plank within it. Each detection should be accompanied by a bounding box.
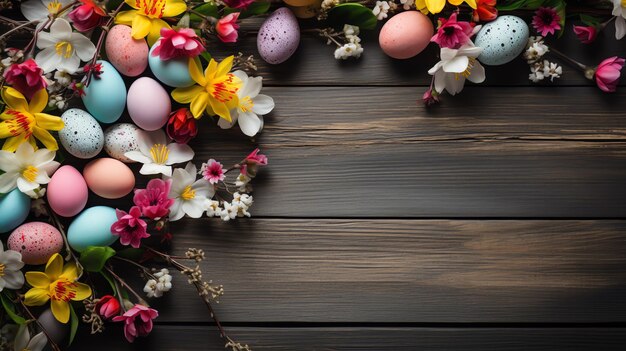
[72,326,626,350]
[112,219,626,323]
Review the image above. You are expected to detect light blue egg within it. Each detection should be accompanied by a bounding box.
[475,16,529,66]
[82,61,127,124]
[148,45,194,88]
[0,189,30,233]
[67,206,118,252]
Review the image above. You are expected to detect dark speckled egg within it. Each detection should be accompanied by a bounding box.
[257,8,300,64]
[8,222,63,265]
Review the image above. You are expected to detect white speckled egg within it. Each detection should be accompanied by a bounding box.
[474,16,529,66]
[104,123,140,163]
[59,108,104,159]
[257,8,300,64]
[8,222,63,265]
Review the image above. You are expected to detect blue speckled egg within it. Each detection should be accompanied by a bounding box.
[59,108,104,159]
[67,206,118,252]
[81,61,127,123]
[0,189,30,233]
[475,16,529,66]
[257,7,300,64]
[148,44,194,87]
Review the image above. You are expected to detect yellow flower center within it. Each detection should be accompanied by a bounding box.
[0,263,5,277]
[209,74,239,103]
[239,96,254,113]
[55,41,73,58]
[21,165,38,183]
[181,185,196,200]
[149,144,169,164]
[47,0,62,14]
[137,0,166,19]
[49,278,78,302]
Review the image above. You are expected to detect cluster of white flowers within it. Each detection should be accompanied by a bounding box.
[334,25,364,60]
[0,48,23,69]
[235,173,252,192]
[143,268,173,298]
[524,37,562,83]
[372,1,392,20]
[400,0,415,10]
[321,0,339,11]
[219,192,253,221]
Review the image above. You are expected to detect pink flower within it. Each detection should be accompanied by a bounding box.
[241,148,268,177]
[594,56,625,93]
[133,179,175,219]
[422,87,440,107]
[431,12,474,49]
[472,0,498,22]
[111,206,150,248]
[201,159,225,184]
[216,13,240,43]
[223,0,256,9]
[2,59,47,100]
[152,28,204,61]
[96,295,121,320]
[68,0,105,32]
[532,7,561,37]
[112,304,158,343]
[573,25,597,44]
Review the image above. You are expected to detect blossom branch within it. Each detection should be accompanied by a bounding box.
[85,0,126,86]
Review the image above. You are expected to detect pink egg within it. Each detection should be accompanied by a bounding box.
[8,222,63,265]
[83,158,135,199]
[379,11,434,59]
[127,77,171,131]
[105,25,149,77]
[47,165,88,217]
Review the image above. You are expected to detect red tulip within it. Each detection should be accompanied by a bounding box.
[166,108,198,144]
[68,0,105,32]
[96,295,121,320]
[216,13,240,43]
[472,0,498,22]
[573,25,598,44]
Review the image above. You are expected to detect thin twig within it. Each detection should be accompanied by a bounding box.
[18,298,63,351]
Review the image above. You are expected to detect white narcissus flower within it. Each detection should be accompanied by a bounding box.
[35,18,96,73]
[21,0,73,22]
[0,241,25,291]
[0,142,60,197]
[613,0,626,39]
[13,324,47,351]
[428,44,486,96]
[219,71,275,137]
[167,162,215,221]
[125,129,194,177]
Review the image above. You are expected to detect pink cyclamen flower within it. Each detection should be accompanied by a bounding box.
[2,59,47,100]
[532,7,561,36]
[223,0,256,9]
[68,0,105,32]
[431,12,474,49]
[133,178,175,219]
[216,13,240,43]
[112,304,158,343]
[594,56,625,93]
[573,25,598,44]
[152,27,204,61]
[111,206,150,248]
[422,87,440,107]
[96,295,121,320]
[241,148,268,177]
[201,159,225,184]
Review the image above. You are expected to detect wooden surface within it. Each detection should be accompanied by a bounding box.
[74,13,626,351]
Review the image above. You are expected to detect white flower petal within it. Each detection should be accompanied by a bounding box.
[616,16,626,40]
[467,62,486,84]
[49,18,72,41]
[240,76,262,99]
[57,54,80,74]
[35,47,62,73]
[124,151,152,164]
[0,173,19,193]
[238,111,262,137]
[140,163,171,176]
[191,179,214,198]
[183,162,197,176]
[165,143,194,165]
[21,0,48,22]
[182,199,204,218]
[14,325,30,351]
[442,55,469,73]
[218,111,237,129]
[28,332,48,351]
[168,200,185,221]
[2,271,25,290]
[71,33,97,61]
[251,94,274,115]
[0,151,19,172]
[17,177,40,192]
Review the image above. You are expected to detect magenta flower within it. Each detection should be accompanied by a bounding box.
[532,7,561,36]
[112,304,158,343]
[2,59,47,100]
[111,206,150,249]
[422,87,440,107]
[431,13,474,49]
[241,148,268,177]
[96,295,121,320]
[201,159,225,184]
[133,179,175,219]
[594,56,625,93]
[68,0,105,32]
[216,13,240,43]
[573,25,598,44]
[152,28,204,61]
[222,0,255,9]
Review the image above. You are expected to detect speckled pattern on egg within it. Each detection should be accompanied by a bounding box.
[475,16,529,66]
[104,123,140,163]
[106,25,149,77]
[8,222,63,265]
[257,8,300,64]
[59,108,104,159]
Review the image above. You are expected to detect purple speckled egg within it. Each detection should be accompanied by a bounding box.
[106,25,149,77]
[8,222,63,265]
[257,8,300,64]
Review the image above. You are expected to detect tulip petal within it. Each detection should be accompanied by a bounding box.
[29,89,48,113]
[45,253,63,279]
[25,271,51,288]
[1,87,29,111]
[71,282,92,300]
[51,299,70,323]
[190,93,209,119]
[188,57,207,86]
[163,0,187,17]
[115,10,136,25]
[34,113,64,130]
[32,126,59,150]
[131,14,151,39]
[24,288,50,306]
[172,85,205,104]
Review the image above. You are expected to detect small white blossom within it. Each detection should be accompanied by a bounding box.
[529,62,545,82]
[220,202,238,221]
[204,199,221,217]
[542,60,562,81]
[400,0,415,10]
[321,0,339,11]
[143,279,159,298]
[334,43,364,60]
[372,1,391,20]
[523,41,549,63]
[144,269,173,298]
[235,173,252,192]
[233,192,253,208]
[47,94,66,110]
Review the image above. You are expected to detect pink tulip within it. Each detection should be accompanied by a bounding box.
[594,56,625,93]
[573,25,597,44]
[216,13,240,43]
[112,304,158,343]
[96,295,121,320]
[152,28,204,61]
[68,0,105,32]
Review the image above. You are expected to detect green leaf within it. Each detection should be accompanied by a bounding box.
[580,14,601,27]
[100,271,118,295]
[69,304,78,345]
[327,3,377,31]
[200,51,212,64]
[190,3,219,22]
[497,0,544,11]
[0,293,26,325]
[79,246,116,272]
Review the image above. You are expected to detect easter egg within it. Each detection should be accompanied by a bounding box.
[83,158,135,199]
[257,8,300,64]
[103,123,141,163]
[0,189,30,234]
[82,60,127,124]
[59,108,104,159]
[127,77,171,131]
[8,222,63,265]
[474,15,529,66]
[47,165,88,217]
[106,25,149,77]
[288,1,322,19]
[38,309,68,344]
[379,11,434,59]
[148,44,194,87]
[67,206,118,252]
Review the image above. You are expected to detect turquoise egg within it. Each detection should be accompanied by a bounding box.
[148,45,194,88]
[67,206,118,252]
[0,189,30,233]
[82,61,127,124]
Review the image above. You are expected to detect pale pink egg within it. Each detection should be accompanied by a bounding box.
[83,158,135,199]
[106,25,149,77]
[127,77,171,131]
[8,222,63,265]
[47,165,88,217]
[379,11,434,59]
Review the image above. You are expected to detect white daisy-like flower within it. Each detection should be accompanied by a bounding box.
[428,44,486,96]
[125,129,194,177]
[35,18,96,73]
[167,162,215,221]
[0,142,60,197]
[21,0,73,22]
[542,60,562,81]
[0,241,25,291]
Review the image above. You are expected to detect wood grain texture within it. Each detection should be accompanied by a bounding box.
[109,219,626,323]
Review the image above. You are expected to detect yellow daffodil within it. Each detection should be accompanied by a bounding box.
[417,0,477,14]
[24,254,91,323]
[171,56,242,122]
[115,0,187,45]
[0,87,64,152]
